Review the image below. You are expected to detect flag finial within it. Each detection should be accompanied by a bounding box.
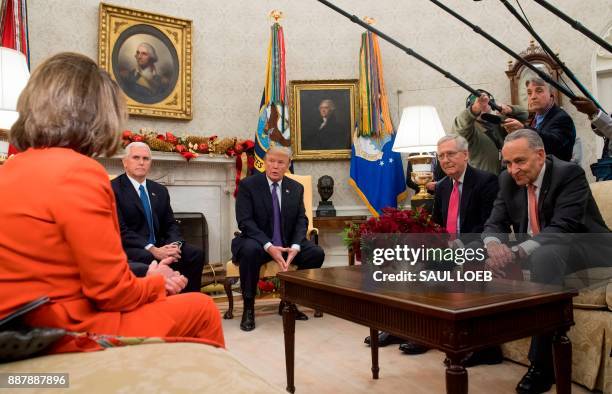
[363,16,376,25]
[269,10,283,23]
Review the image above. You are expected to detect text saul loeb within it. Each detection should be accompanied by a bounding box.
[372,270,493,282]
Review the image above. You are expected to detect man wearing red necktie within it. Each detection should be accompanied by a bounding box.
[483,129,612,394]
[398,134,500,364]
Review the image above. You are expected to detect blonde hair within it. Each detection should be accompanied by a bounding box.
[10,52,126,157]
[266,145,293,159]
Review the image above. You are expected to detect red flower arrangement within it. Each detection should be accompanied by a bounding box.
[343,207,443,262]
[257,277,280,294]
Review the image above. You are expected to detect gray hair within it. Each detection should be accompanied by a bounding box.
[437,134,468,151]
[319,99,336,111]
[124,141,152,158]
[266,145,293,159]
[525,77,555,94]
[504,129,545,150]
[137,42,158,63]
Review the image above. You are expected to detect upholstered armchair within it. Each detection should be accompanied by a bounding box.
[502,180,612,392]
[223,173,319,320]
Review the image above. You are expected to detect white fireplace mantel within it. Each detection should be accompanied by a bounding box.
[97,152,237,264]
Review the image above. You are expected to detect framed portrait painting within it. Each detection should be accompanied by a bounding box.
[290,79,358,160]
[98,3,192,119]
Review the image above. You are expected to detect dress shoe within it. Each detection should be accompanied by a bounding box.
[516,365,555,394]
[462,347,504,367]
[399,341,430,355]
[278,301,309,321]
[364,331,404,347]
[240,308,255,331]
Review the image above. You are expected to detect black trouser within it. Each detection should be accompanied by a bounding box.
[235,239,325,300]
[125,242,204,293]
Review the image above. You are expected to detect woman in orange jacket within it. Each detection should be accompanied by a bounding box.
[0,52,224,348]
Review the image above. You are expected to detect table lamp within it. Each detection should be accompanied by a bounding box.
[392,106,446,208]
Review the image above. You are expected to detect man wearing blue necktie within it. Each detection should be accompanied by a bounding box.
[232,146,325,331]
[112,142,204,293]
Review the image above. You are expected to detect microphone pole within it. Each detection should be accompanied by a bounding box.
[315,0,504,112]
[533,0,612,54]
[429,0,577,102]
[499,0,606,114]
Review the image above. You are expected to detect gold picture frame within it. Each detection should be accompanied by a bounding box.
[98,3,192,120]
[289,79,358,160]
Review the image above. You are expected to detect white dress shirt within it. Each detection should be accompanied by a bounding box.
[263,176,301,252]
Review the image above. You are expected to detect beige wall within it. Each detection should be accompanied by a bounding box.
[28,0,612,211]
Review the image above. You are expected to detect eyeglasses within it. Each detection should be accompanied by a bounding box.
[437,151,464,160]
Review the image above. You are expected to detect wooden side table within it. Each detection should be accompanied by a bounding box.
[312,215,367,266]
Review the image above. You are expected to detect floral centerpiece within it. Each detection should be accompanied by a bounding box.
[343,207,444,262]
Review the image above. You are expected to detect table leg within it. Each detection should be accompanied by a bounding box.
[283,301,296,393]
[445,353,468,394]
[370,328,379,379]
[552,330,571,394]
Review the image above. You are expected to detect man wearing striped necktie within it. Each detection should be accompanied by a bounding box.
[483,129,612,394]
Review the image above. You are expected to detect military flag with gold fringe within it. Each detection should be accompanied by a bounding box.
[350,30,406,216]
[253,15,291,173]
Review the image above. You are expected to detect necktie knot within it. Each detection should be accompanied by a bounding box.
[272,182,279,190]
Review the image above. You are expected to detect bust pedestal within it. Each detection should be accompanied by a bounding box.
[316,201,336,217]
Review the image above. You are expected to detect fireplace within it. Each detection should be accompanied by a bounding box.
[175,212,208,265]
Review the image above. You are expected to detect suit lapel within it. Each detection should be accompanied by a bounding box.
[146,180,160,233]
[258,174,273,219]
[537,159,553,224]
[439,177,451,226]
[121,174,145,216]
[280,179,291,239]
[514,186,528,233]
[459,166,474,231]
[537,105,558,131]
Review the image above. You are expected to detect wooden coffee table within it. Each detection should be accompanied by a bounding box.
[278,266,577,394]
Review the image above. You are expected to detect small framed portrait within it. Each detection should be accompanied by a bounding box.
[289,79,358,160]
[98,3,192,119]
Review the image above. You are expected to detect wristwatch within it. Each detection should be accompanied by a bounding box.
[511,245,521,260]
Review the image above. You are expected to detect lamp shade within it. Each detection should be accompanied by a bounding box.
[0,47,30,130]
[392,105,446,154]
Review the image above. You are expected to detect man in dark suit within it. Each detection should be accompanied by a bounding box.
[112,142,204,293]
[503,78,575,162]
[483,129,612,394]
[399,135,501,365]
[232,146,325,331]
[301,99,350,151]
[432,135,499,234]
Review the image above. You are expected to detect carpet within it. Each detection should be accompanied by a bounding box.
[217,299,592,394]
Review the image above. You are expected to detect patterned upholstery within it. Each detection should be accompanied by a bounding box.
[502,181,612,391]
[0,343,282,393]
